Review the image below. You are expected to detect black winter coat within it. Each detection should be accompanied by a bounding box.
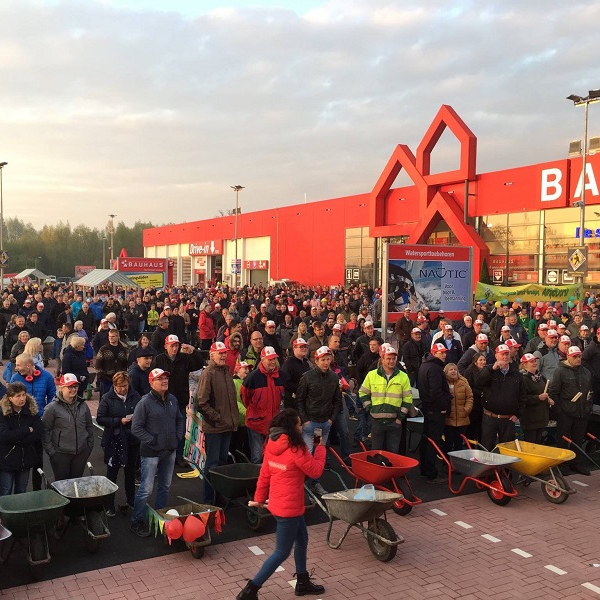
[151,350,205,409]
[475,363,525,417]
[521,371,549,430]
[417,355,452,414]
[548,361,592,419]
[97,386,142,449]
[296,367,342,424]
[0,394,42,472]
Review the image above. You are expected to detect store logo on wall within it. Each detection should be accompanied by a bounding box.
[542,163,599,202]
[189,240,223,255]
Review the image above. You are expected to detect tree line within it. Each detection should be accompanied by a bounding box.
[3,217,156,278]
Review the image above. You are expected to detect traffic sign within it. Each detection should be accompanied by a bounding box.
[0,251,8,267]
[345,268,352,281]
[568,246,588,274]
[545,269,559,284]
[492,270,503,283]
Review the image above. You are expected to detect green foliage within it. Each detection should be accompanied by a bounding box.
[479,257,492,285]
[2,218,157,277]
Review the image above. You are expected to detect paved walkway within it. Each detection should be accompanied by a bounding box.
[3,470,600,599]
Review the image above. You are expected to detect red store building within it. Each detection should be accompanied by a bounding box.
[143,105,600,288]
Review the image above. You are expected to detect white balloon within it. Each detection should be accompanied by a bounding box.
[165,509,179,517]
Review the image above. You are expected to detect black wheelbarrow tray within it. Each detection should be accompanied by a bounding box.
[148,497,225,559]
[209,463,314,531]
[315,489,404,562]
[51,475,118,553]
[0,489,69,573]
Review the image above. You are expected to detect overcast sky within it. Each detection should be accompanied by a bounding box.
[1,0,599,230]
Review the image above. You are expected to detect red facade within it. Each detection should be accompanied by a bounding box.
[144,105,600,286]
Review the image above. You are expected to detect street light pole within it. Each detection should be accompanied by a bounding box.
[0,162,7,289]
[108,214,117,267]
[102,236,107,269]
[34,256,41,270]
[567,90,600,247]
[230,185,244,289]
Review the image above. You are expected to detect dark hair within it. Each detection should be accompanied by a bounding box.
[472,352,485,365]
[269,409,306,451]
[6,382,27,397]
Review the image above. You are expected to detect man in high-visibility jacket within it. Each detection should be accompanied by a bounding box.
[359,343,412,453]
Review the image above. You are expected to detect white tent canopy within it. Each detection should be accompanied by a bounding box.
[14,268,47,280]
[74,269,139,290]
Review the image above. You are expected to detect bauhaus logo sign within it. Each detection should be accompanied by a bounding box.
[542,163,599,202]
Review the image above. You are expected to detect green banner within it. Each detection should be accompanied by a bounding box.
[475,282,583,303]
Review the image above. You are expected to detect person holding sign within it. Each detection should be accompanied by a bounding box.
[548,346,593,476]
[519,354,553,444]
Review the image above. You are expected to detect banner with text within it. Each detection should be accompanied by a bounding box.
[127,273,164,288]
[475,282,583,303]
[387,244,472,322]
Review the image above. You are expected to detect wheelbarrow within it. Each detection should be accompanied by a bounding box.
[496,441,576,504]
[328,445,421,515]
[428,437,520,506]
[147,496,225,559]
[0,489,69,577]
[315,489,404,562]
[44,465,118,554]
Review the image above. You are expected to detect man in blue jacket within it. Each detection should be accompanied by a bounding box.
[130,368,185,537]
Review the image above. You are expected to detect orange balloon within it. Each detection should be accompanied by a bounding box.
[183,515,206,543]
[165,518,183,542]
[512,302,519,309]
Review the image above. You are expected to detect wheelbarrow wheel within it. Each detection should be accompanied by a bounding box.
[84,511,104,553]
[391,479,413,516]
[366,519,397,562]
[486,472,513,506]
[541,473,569,504]
[190,545,205,559]
[246,507,264,531]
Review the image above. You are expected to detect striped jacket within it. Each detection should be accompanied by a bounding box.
[359,366,412,423]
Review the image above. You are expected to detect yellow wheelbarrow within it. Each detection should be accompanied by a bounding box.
[496,441,576,504]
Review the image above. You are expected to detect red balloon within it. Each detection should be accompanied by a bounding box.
[165,518,184,542]
[183,515,206,543]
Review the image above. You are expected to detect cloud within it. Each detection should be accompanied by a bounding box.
[1,0,599,229]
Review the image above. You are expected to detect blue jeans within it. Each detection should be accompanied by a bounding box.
[251,515,308,587]
[203,431,232,504]
[247,429,266,464]
[302,421,331,484]
[0,470,29,496]
[131,452,176,525]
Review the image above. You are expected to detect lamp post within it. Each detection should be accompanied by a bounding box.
[567,90,600,247]
[108,214,117,267]
[34,256,41,270]
[230,185,244,289]
[102,236,107,269]
[0,162,7,288]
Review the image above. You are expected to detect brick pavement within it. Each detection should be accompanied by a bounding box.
[4,470,600,599]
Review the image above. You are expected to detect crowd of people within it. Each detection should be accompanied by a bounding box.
[0,279,599,597]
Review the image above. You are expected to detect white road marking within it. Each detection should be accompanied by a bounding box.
[288,580,296,588]
[582,582,600,594]
[249,546,264,555]
[430,509,447,516]
[454,521,472,529]
[511,548,532,558]
[481,534,501,543]
[276,566,285,572]
[571,480,589,487]
[544,565,567,575]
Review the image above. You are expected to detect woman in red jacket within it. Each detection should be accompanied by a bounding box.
[236,409,325,600]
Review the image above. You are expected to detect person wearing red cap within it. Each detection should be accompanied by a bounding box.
[359,345,412,454]
[198,304,216,353]
[548,346,593,475]
[520,354,553,444]
[241,347,286,464]
[280,338,311,410]
[475,344,525,452]
[417,344,452,483]
[130,368,185,535]
[41,373,94,482]
[533,330,560,381]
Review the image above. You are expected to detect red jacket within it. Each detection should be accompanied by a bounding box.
[199,310,216,341]
[254,433,325,517]
[241,363,285,435]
